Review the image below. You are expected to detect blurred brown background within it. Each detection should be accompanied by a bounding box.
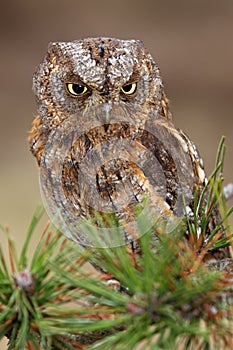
[0,1,233,257]
[0,0,233,347]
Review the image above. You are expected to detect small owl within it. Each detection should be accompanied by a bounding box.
[29,37,229,257]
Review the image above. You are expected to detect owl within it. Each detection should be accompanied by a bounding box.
[29,37,229,258]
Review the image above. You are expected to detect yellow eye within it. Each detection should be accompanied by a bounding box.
[66,83,88,96]
[121,82,137,95]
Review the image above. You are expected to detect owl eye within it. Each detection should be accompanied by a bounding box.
[121,82,137,95]
[66,83,88,96]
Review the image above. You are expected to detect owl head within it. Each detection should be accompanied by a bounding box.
[30,38,171,164]
[33,38,170,122]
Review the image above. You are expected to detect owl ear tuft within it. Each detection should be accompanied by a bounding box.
[130,39,144,46]
[46,42,64,63]
[47,42,61,54]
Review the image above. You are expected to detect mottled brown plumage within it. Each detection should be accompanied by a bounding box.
[29,38,230,258]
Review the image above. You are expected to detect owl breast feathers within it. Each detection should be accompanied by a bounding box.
[29,37,230,257]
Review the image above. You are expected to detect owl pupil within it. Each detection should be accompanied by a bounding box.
[123,84,132,92]
[73,84,85,94]
[121,82,137,95]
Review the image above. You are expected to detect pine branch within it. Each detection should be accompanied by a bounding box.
[0,138,233,350]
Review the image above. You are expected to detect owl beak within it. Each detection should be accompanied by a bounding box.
[97,102,125,127]
[101,102,112,124]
